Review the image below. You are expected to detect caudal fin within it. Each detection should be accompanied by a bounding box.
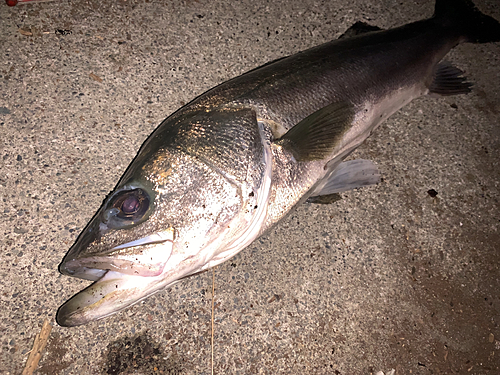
[434,0,500,43]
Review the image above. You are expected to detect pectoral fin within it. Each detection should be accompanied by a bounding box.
[275,102,354,161]
[307,159,381,204]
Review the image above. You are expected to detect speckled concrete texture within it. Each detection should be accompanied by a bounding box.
[1,0,499,374]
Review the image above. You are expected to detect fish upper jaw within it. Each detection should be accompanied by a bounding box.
[59,227,175,280]
[62,238,174,277]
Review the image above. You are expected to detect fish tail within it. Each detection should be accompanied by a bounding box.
[434,0,500,43]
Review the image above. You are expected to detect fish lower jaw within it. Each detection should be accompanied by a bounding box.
[56,253,205,327]
[56,269,171,327]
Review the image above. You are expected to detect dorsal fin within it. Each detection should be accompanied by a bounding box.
[338,21,383,40]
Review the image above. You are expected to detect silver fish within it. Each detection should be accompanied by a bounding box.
[57,0,500,326]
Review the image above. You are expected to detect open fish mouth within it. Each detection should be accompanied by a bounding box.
[57,230,174,327]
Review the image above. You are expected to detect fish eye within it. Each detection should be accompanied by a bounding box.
[110,189,150,221]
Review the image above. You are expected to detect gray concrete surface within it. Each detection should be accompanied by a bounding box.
[1,0,499,374]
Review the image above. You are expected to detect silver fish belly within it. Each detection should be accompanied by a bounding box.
[57,0,500,326]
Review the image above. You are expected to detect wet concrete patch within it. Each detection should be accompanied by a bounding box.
[103,332,182,375]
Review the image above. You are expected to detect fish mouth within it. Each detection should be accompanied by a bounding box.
[57,229,175,327]
[60,229,176,280]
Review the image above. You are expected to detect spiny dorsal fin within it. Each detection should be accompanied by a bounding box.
[275,102,354,162]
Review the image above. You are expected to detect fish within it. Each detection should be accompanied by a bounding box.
[56,0,500,327]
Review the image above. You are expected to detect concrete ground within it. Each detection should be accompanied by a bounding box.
[1,0,499,374]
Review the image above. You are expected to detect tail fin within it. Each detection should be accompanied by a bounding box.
[434,0,500,43]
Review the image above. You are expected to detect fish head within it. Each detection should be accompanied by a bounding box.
[57,144,245,327]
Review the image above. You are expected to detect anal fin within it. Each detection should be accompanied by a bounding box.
[428,62,472,96]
